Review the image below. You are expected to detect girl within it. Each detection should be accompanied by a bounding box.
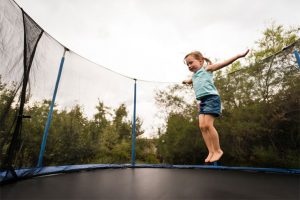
[183,49,249,163]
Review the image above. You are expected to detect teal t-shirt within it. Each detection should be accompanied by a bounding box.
[192,67,219,100]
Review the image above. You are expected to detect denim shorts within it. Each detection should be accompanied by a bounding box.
[199,95,221,117]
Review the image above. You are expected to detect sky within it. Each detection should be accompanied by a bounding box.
[13,0,300,83]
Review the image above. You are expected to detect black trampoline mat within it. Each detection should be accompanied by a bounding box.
[1,168,299,200]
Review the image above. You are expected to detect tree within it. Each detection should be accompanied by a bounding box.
[154,84,203,164]
[0,77,18,166]
[113,103,131,140]
[216,23,300,167]
[155,23,300,168]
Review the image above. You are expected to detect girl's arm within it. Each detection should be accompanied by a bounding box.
[206,49,249,72]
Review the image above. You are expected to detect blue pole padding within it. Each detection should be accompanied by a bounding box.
[37,48,68,167]
[294,50,300,69]
[131,79,137,166]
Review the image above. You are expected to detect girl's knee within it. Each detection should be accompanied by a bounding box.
[199,123,209,132]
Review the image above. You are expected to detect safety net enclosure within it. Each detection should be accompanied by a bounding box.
[0,1,299,197]
[0,0,179,173]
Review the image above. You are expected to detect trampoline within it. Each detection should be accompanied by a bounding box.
[1,165,300,200]
[1,1,300,200]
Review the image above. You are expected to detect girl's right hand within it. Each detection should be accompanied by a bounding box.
[182,79,192,85]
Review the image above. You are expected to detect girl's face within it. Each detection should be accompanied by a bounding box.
[185,55,204,72]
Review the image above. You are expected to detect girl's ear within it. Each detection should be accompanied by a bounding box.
[200,58,204,65]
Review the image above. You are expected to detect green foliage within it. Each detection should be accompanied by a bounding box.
[156,113,202,164]
[251,22,299,61]
[0,88,155,167]
[155,23,300,168]
[0,76,19,167]
[136,138,160,164]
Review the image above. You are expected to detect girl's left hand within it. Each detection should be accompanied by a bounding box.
[239,49,250,58]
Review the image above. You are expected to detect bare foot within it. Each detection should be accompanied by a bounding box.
[210,150,223,162]
[204,152,214,163]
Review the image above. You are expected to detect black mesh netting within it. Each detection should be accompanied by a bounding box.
[0,0,299,171]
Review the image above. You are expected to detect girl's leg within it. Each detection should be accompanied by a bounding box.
[204,114,223,162]
[199,114,214,162]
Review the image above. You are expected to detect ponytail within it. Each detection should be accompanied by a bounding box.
[203,57,212,65]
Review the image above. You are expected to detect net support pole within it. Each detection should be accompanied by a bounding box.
[131,79,137,166]
[37,48,68,167]
[294,50,300,69]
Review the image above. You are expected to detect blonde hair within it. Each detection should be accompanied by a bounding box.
[184,51,212,65]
